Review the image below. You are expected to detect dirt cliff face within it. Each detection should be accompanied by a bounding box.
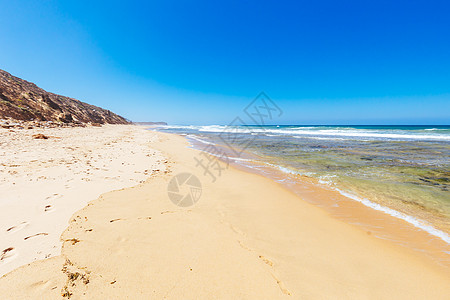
[0,69,129,124]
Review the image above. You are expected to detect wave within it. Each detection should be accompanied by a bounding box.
[424,128,448,131]
[179,129,450,246]
[185,134,215,145]
[162,125,450,141]
[263,162,314,177]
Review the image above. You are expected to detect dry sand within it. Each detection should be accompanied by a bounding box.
[0,125,167,276]
[0,128,449,299]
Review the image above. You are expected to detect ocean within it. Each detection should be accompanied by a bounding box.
[158,125,450,245]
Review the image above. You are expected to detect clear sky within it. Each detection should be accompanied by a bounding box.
[1,0,449,125]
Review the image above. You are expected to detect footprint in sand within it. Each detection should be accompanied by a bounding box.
[29,279,58,292]
[258,255,274,267]
[24,233,49,240]
[45,193,61,200]
[0,247,17,264]
[6,221,29,234]
[109,218,123,223]
[44,205,55,212]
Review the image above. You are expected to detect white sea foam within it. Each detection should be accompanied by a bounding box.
[261,162,316,177]
[164,125,450,141]
[179,128,450,245]
[424,128,447,131]
[335,189,450,245]
[186,134,215,145]
[229,156,254,162]
[269,163,450,245]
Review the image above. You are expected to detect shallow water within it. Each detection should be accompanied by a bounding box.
[159,125,450,238]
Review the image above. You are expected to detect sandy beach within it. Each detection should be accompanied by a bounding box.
[0,126,449,299]
[0,125,167,276]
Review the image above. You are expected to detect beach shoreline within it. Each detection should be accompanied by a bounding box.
[163,125,450,237]
[183,134,450,267]
[0,126,449,298]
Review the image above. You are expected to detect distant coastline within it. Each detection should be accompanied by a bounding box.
[133,121,168,125]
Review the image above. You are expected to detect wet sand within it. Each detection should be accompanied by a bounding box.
[229,156,450,268]
[187,136,450,267]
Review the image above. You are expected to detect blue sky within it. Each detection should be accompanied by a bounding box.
[1,0,449,124]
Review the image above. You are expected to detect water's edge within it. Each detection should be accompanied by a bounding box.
[165,131,450,268]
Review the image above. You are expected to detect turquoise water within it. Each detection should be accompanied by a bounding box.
[159,125,450,238]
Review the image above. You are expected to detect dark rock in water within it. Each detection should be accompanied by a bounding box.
[360,157,374,161]
[0,69,129,124]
